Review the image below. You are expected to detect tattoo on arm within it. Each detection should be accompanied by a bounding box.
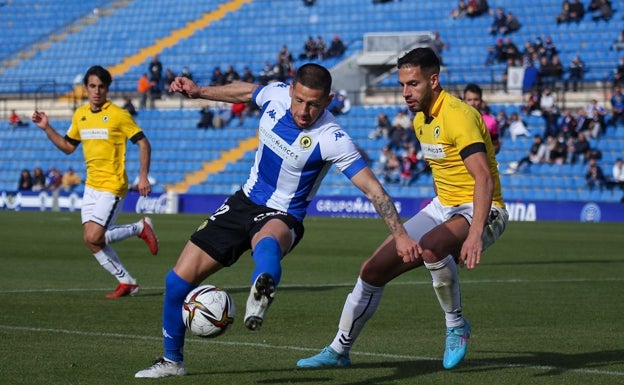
[371,193,403,235]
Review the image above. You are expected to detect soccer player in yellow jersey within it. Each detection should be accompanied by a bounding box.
[32,65,159,298]
[298,47,509,369]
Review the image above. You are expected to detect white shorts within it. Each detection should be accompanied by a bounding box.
[403,197,508,251]
[81,186,124,229]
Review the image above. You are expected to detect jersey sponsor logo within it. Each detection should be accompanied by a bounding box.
[334,131,345,141]
[420,143,445,159]
[259,126,301,163]
[253,211,287,222]
[80,128,109,140]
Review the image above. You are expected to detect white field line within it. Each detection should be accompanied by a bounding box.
[1,277,623,294]
[0,324,622,377]
[1,278,623,377]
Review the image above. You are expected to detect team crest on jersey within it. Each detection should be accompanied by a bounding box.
[299,135,312,149]
[434,126,441,139]
[102,115,109,123]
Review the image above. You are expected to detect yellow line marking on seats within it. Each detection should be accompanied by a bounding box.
[166,135,258,193]
[62,0,253,100]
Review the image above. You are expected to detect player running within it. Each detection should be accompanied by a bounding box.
[32,65,158,299]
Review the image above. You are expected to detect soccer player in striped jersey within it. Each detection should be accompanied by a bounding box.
[32,65,159,299]
[298,47,508,370]
[135,63,421,378]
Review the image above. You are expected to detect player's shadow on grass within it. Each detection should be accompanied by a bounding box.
[468,348,624,375]
[188,349,624,383]
[322,360,446,385]
[189,360,444,384]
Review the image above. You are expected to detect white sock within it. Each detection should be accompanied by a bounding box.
[93,245,136,284]
[105,220,141,244]
[329,277,384,356]
[425,255,463,328]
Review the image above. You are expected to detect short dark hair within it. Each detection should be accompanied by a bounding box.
[463,83,483,97]
[292,63,332,96]
[83,65,112,87]
[397,47,440,75]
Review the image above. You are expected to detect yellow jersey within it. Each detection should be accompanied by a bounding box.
[413,90,504,207]
[66,101,144,197]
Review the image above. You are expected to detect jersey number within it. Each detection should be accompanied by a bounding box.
[210,203,230,221]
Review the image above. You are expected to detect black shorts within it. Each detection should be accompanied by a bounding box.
[190,190,305,267]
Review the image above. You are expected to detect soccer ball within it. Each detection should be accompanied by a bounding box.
[182,285,235,338]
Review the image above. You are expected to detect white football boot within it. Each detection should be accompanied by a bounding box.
[135,357,187,378]
[244,273,275,331]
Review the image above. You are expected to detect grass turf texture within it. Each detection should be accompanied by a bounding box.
[0,210,622,384]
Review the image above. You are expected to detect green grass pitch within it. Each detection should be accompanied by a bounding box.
[0,210,622,384]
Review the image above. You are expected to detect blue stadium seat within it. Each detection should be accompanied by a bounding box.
[2,0,622,203]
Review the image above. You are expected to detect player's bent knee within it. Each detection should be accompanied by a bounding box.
[83,233,105,249]
[359,258,402,286]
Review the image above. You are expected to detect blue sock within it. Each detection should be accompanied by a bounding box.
[251,237,282,285]
[162,269,195,362]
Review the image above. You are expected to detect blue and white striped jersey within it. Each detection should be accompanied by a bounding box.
[242,82,367,222]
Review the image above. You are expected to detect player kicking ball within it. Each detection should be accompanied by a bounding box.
[135,63,420,378]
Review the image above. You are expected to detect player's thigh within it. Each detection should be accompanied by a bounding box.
[360,236,423,286]
[174,241,225,285]
[403,203,441,242]
[420,215,470,261]
[251,218,294,255]
[81,186,123,229]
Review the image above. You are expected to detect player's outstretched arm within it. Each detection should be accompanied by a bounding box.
[169,77,258,104]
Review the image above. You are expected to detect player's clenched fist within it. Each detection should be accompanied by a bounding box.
[32,110,49,129]
[169,77,199,99]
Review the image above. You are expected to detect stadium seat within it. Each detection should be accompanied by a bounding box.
[2,0,623,204]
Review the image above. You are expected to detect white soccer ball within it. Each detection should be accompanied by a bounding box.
[182,285,235,338]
